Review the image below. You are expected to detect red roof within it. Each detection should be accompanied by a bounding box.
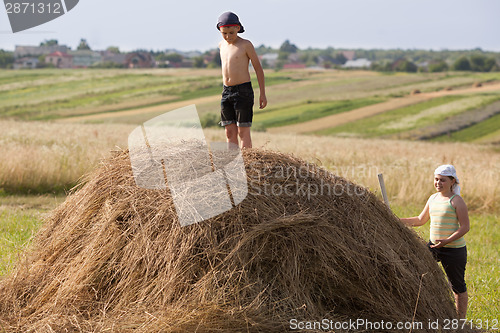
[48,51,72,58]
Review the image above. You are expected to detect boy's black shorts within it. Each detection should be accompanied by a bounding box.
[427,241,467,294]
[220,81,254,127]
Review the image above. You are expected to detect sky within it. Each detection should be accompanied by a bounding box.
[1,0,499,53]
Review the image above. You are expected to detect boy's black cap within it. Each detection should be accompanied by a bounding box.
[216,11,244,33]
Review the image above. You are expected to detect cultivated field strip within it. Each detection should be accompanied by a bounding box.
[400,99,500,140]
[272,82,500,138]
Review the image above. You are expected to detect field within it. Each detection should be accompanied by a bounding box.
[0,68,499,328]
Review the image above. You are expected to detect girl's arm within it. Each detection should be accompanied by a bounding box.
[400,198,431,227]
[430,196,470,248]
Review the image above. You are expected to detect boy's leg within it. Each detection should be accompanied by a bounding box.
[238,126,252,149]
[233,82,254,149]
[225,124,239,146]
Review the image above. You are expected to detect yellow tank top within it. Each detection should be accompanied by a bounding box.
[429,193,466,248]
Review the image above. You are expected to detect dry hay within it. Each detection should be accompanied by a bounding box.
[0,146,472,332]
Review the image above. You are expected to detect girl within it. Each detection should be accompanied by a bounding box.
[400,165,470,319]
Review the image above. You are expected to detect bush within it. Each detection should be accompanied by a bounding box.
[428,60,449,72]
[0,50,14,68]
[453,56,471,71]
[394,59,417,73]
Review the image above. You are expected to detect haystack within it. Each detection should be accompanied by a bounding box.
[0,147,470,332]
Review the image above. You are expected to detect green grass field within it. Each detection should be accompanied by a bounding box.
[254,97,383,128]
[314,95,465,136]
[314,93,500,140]
[0,195,63,275]
[392,205,500,322]
[3,68,499,142]
[1,201,497,326]
[0,69,298,121]
[433,112,500,142]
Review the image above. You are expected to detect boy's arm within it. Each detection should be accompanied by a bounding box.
[246,42,267,109]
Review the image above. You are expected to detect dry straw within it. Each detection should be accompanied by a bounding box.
[0,146,474,332]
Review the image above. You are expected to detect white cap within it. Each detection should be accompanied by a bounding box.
[434,164,461,195]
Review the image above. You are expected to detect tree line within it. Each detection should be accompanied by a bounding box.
[1,39,499,72]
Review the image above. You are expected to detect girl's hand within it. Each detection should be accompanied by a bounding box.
[430,239,449,248]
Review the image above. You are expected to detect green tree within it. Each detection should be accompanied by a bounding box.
[165,53,183,63]
[255,44,272,55]
[491,63,500,72]
[275,59,285,71]
[370,61,392,72]
[428,60,449,72]
[452,56,471,71]
[106,46,120,54]
[208,49,221,68]
[334,53,347,65]
[193,56,205,68]
[0,50,14,68]
[77,39,91,50]
[40,39,58,46]
[394,59,417,72]
[470,54,486,71]
[278,51,289,61]
[484,57,497,72]
[279,40,298,53]
[470,54,497,72]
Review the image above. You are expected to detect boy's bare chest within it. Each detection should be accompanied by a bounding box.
[221,45,248,63]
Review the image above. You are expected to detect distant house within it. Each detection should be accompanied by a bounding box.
[70,50,102,68]
[281,53,306,69]
[13,57,39,69]
[45,51,73,68]
[343,58,372,69]
[260,53,278,68]
[125,52,154,68]
[101,51,126,66]
[15,45,69,58]
[341,51,356,61]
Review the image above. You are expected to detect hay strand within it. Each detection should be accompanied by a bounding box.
[0,146,472,332]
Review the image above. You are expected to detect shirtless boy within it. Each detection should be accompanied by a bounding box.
[217,11,267,149]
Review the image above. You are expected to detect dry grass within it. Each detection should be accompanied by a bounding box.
[0,145,470,332]
[0,120,133,193]
[58,95,221,123]
[2,121,499,214]
[213,130,500,213]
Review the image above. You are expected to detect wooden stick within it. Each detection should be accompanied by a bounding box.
[378,173,390,208]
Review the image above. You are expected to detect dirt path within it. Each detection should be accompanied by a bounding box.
[268,82,500,134]
[58,95,221,123]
